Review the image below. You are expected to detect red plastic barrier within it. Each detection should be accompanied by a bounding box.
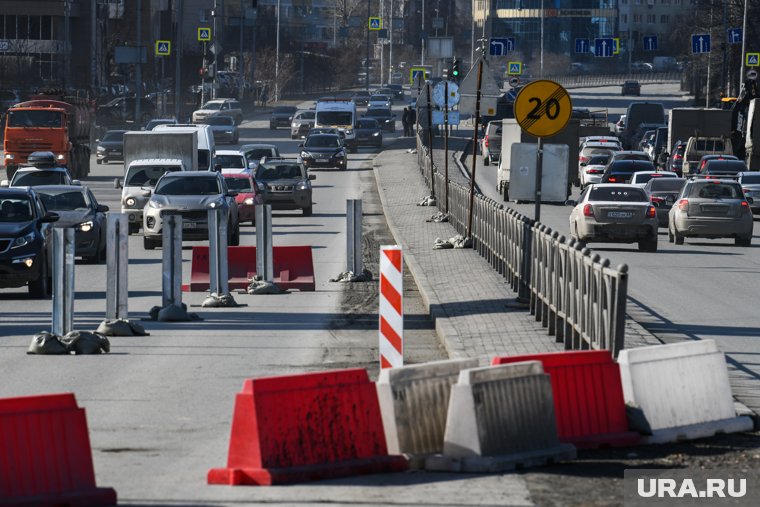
[492,351,640,449]
[0,393,117,507]
[208,368,407,485]
[183,245,315,292]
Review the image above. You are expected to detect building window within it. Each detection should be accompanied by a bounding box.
[647,14,656,23]
[661,15,670,23]
[633,14,642,22]
[622,14,628,23]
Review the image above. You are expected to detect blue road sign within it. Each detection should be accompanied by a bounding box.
[489,37,515,56]
[728,28,742,45]
[691,34,711,54]
[643,35,658,51]
[594,38,614,57]
[575,38,590,54]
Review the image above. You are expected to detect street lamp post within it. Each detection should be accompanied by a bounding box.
[275,0,280,101]
[64,0,71,89]
[740,0,749,88]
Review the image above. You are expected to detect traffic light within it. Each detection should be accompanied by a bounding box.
[451,58,460,81]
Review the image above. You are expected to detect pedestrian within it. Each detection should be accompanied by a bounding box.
[409,107,417,136]
[657,150,670,170]
[401,107,410,136]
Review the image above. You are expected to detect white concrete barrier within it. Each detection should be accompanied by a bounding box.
[618,339,754,444]
[427,361,576,472]
[377,358,478,457]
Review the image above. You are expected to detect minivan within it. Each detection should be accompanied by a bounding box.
[153,123,216,171]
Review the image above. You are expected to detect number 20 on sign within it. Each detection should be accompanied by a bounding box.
[513,80,572,138]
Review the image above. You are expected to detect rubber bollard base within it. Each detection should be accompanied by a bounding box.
[640,416,754,445]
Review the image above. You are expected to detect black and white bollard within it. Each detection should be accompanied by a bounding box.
[52,228,75,336]
[202,206,237,307]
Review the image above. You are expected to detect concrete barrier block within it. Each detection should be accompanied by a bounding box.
[376,358,478,456]
[426,361,576,472]
[618,340,753,443]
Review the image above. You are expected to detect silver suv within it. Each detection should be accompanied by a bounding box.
[142,171,240,249]
[255,159,315,216]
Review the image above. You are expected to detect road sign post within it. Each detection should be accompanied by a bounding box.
[347,199,363,274]
[513,80,572,222]
[255,205,274,282]
[467,58,485,240]
[161,213,183,308]
[426,83,435,199]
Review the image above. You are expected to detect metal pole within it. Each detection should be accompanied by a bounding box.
[106,213,129,320]
[239,0,245,101]
[540,0,544,78]
[175,0,183,121]
[421,0,425,65]
[426,82,435,199]
[162,214,183,307]
[741,0,748,88]
[366,0,371,91]
[722,0,728,96]
[136,0,142,126]
[91,0,97,93]
[706,8,713,108]
[208,207,230,295]
[466,58,484,239]
[380,0,384,85]
[534,137,544,222]
[444,79,449,214]
[276,0,281,101]
[64,0,71,89]
[52,228,75,336]
[388,0,393,83]
[347,199,363,273]
[255,204,273,281]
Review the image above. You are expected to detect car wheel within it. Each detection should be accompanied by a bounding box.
[144,236,158,250]
[668,228,674,243]
[502,183,509,202]
[674,229,685,245]
[236,115,242,125]
[303,205,313,217]
[735,235,752,247]
[638,235,658,252]
[28,255,49,299]
[483,157,490,166]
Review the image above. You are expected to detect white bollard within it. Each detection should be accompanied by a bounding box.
[105,213,129,319]
[255,204,273,281]
[208,207,230,296]
[379,245,403,368]
[161,213,183,308]
[52,228,75,336]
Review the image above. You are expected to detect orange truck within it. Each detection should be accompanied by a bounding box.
[3,91,94,180]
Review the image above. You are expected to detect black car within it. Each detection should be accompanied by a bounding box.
[699,159,747,178]
[0,187,59,298]
[622,80,641,96]
[269,106,297,129]
[601,160,656,183]
[364,107,396,132]
[355,118,383,148]
[299,134,347,170]
[255,159,316,216]
[383,84,404,101]
[96,130,127,164]
[667,141,687,175]
[352,91,371,106]
[35,185,109,263]
[644,177,686,227]
[97,97,155,127]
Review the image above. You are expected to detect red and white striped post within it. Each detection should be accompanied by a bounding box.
[379,245,403,368]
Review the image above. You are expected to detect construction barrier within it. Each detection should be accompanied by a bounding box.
[493,351,640,449]
[618,340,754,444]
[208,368,407,485]
[0,393,117,506]
[426,361,576,473]
[379,245,403,368]
[183,245,315,292]
[377,358,478,456]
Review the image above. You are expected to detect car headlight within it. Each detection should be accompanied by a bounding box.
[124,197,136,207]
[372,132,380,136]
[301,151,311,158]
[244,197,255,205]
[335,152,345,158]
[79,221,94,232]
[345,129,353,135]
[97,146,105,152]
[296,181,309,191]
[12,231,36,249]
[4,153,14,160]
[57,154,65,160]
[288,116,293,120]
[207,198,225,209]
[148,200,164,209]
[12,255,35,267]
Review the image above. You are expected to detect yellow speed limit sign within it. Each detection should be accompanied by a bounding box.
[514,80,572,138]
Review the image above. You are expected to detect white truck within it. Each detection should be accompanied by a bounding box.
[314,98,358,153]
[115,131,198,233]
[667,108,733,157]
[497,119,524,201]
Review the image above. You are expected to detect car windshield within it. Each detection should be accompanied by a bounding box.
[13,171,67,186]
[589,187,648,202]
[634,173,676,184]
[125,165,180,187]
[224,177,253,191]
[648,179,686,192]
[37,189,89,211]
[7,110,64,128]
[371,95,390,101]
[692,183,742,199]
[206,116,233,126]
[705,161,745,173]
[216,155,245,168]
[297,111,315,120]
[741,174,760,184]
[615,153,650,161]
[694,139,726,151]
[316,111,352,125]
[582,148,614,158]
[358,120,378,129]
[366,108,391,118]
[588,154,611,165]
[146,120,174,130]
[609,162,655,173]
[156,176,221,195]
[201,102,223,110]
[245,148,275,160]
[102,131,125,142]
[0,197,34,221]
[256,164,304,180]
[305,135,341,148]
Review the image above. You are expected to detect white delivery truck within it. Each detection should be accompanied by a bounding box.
[497,119,524,201]
[116,130,198,233]
[314,98,358,153]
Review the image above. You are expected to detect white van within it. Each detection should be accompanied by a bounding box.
[153,123,216,171]
[314,98,357,153]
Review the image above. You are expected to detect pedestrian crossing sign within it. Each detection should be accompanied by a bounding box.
[613,38,620,55]
[198,27,211,42]
[155,40,171,56]
[746,53,760,67]
[369,17,382,30]
[507,62,522,75]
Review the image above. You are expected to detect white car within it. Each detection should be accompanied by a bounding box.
[579,142,618,166]
[215,150,248,172]
[580,153,612,188]
[615,115,626,135]
[581,136,622,151]
[630,170,678,188]
[191,98,243,125]
[368,94,392,109]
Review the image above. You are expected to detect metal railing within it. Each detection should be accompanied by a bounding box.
[416,134,628,356]
[544,71,681,89]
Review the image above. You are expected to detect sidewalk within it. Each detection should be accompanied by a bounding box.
[373,136,661,362]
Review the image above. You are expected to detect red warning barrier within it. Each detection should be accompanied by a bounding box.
[492,351,640,449]
[183,245,315,292]
[208,368,407,485]
[0,393,117,507]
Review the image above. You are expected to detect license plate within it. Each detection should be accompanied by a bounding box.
[183,222,197,229]
[608,211,633,218]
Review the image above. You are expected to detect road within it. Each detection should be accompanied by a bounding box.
[469,82,760,414]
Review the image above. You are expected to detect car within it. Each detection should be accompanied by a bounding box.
[115,159,184,234]
[601,159,657,184]
[255,159,315,216]
[609,150,651,164]
[363,107,396,132]
[696,154,739,173]
[579,153,612,188]
[738,171,760,213]
[630,170,679,188]
[615,115,626,135]
[579,143,617,166]
[299,134,348,170]
[97,96,155,126]
[581,136,622,151]
[667,140,688,175]
[269,105,298,129]
[638,129,657,152]
[480,121,502,166]
[352,91,371,106]
[354,118,383,148]
[290,110,316,139]
[698,159,747,179]
[35,185,109,263]
[192,98,243,125]
[631,62,653,73]
[143,171,240,250]
[374,87,395,99]
[3,165,77,188]
[622,80,641,96]
[383,84,404,101]
[214,150,248,171]
[96,129,128,164]
[204,115,239,144]
[567,183,659,252]
[668,179,753,246]
[222,170,263,225]
[144,118,177,131]
[644,177,687,227]
[241,144,281,170]
[0,187,59,297]
[368,94,392,109]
